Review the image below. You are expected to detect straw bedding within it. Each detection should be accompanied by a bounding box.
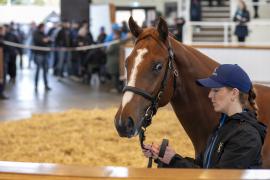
[0,108,194,167]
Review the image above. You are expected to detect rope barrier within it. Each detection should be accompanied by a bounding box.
[1,39,123,52]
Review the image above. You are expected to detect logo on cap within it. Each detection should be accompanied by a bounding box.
[212,68,218,76]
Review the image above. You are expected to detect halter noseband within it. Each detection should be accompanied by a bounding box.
[122,35,178,168]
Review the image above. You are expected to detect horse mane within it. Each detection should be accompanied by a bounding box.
[169,38,219,82]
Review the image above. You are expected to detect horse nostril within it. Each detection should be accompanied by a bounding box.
[127,117,135,133]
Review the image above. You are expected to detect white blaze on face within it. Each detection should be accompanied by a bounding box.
[121,48,148,110]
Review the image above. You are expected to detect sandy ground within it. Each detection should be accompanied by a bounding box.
[0,108,194,167]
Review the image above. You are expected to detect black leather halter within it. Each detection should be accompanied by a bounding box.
[122,36,178,168]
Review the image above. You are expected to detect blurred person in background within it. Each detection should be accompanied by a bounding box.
[105,30,122,93]
[97,26,107,44]
[47,22,60,76]
[173,17,185,42]
[55,20,73,80]
[96,26,107,83]
[33,23,51,92]
[26,21,37,69]
[80,20,94,45]
[0,25,8,99]
[190,0,202,32]
[76,22,94,82]
[105,23,127,42]
[121,21,129,34]
[233,0,250,43]
[3,24,19,83]
[253,0,259,18]
[191,0,201,22]
[69,22,80,79]
[14,23,25,69]
[83,46,107,87]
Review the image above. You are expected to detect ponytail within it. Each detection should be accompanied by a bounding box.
[248,86,258,114]
[239,86,258,115]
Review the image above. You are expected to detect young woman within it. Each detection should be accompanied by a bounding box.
[143,64,267,168]
[233,0,250,42]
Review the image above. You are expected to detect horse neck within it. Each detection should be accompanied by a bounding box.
[169,38,220,155]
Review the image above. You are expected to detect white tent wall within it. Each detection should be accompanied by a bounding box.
[197,48,270,83]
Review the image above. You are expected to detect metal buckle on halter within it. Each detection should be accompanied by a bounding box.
[141,126,146,132]
[169,50,174,60]
[174,69,179,77]
[168,59,173,70]
[169,57,178,77]
[157,91,163,100]
[145,106,154,119]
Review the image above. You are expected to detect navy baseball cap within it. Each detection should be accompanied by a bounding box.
[196,64,252,93]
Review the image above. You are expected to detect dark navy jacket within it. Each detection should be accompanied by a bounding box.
[159,110,267,169]
[233,9,250,38]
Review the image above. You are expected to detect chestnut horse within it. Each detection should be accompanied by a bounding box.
[114,17,270,168]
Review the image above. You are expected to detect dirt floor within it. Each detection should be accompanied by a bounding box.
[0,108,194,167]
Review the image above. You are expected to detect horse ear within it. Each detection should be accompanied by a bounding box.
[128,16,142,38]
[157,17,168,42]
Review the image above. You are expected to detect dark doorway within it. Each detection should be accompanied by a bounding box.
[61,0,90,22]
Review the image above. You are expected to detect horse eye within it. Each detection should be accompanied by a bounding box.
[153,63,163,71]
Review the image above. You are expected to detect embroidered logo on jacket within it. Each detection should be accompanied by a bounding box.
[217,142,224,153]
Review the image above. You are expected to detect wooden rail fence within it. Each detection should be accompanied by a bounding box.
[0,161,270,180]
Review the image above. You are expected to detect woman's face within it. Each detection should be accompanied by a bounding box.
[208,87,235,114]
[238,1,245,10]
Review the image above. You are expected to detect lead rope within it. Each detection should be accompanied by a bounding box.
[139,128,153,168]
[140,128,169,168]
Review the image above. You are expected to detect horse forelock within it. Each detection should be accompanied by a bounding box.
[135,28,168,51]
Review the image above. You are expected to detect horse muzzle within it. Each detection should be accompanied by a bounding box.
[115,116,136,138]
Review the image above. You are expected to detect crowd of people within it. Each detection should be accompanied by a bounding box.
[0,22,24,99]
[0,20,130,99]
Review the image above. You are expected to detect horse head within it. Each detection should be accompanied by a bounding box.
[115,16,177,138]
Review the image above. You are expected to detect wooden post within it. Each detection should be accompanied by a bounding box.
[109,3,116,23]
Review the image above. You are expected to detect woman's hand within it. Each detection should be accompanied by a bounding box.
[142,144,153,158]
[142,143,176,164]
[158,145,176,164]
[142,143,159,159]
